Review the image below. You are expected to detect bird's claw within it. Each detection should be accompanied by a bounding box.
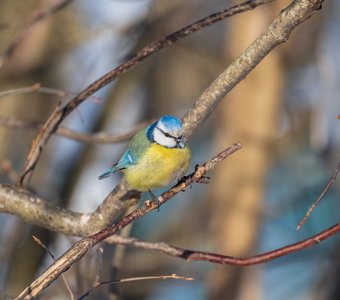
[148,190,160,212]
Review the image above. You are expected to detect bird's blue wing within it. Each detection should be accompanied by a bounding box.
[115,149,136,169]
[98,127,149,180]
[98,149,136,180]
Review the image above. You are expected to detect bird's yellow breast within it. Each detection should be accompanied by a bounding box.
[123,143,190,191]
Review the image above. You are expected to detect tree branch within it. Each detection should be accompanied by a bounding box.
[182,0,323,137]
[0,83,70,99]
[0,0,330,298]
[15,143,242,300]
[0,180,139,237]
[0,116,152,144]
[32,236,75,300]
[78,273,194,300]
[107,224,340,266]
[17,0,276,187]
[297,162,340,230]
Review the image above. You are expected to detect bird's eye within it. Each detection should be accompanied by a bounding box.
[165,132,171,137]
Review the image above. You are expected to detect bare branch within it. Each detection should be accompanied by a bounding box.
[3,143,338,299]
[0,116,152,144]
[0,144,240,237]
[16,215,340,299]
[0,83,69,99]
[297,162,340,230]
[0,0,331,298]
[32,235,56,260]
[15,143,242,300]
[17,0,276,187]
[108,224,340,265]
[182,0,323,137]
[0,83,106,105]
[94,247,104,286]
[32,236,75,300]
[0,180,139,237]
[78,273,193,300]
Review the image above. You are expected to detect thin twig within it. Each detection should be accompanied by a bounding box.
[0,116,152,144]
[78,273,194,300]
[15,142,242,300]
[17,0,276,187]
[94,246,104,286]
[0,83,103,104]
[32,236,75,300]
[0,83,69,99]
[0,0,76,68]
[297,162,340,230]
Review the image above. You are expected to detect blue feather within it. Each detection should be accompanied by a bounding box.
[116,149,136,168]
[98,168,116,180]
[98,149,136,180]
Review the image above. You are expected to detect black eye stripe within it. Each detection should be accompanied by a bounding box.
[156,126,176,139]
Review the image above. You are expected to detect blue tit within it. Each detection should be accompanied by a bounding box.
[98,115,191,194]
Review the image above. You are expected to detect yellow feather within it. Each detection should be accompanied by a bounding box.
[123,143,190,191]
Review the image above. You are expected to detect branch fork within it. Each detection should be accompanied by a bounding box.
[15,143,242,300]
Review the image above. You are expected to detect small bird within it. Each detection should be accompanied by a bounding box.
[99,116,191,198]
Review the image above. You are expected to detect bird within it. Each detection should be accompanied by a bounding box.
[98,115,191,200]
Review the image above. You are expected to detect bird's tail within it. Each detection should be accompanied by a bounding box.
[98,167,118,180]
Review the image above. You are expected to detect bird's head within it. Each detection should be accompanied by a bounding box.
[147,115,187,149]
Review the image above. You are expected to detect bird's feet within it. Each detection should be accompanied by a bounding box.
[148,189,160,212]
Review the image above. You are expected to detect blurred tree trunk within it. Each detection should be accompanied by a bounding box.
[208,5,284,300]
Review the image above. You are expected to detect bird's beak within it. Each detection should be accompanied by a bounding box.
[177,137,186,148]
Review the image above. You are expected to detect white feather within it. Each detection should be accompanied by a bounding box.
[153,127,177,148]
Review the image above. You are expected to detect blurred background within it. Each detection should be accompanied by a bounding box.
[0,0,339,299]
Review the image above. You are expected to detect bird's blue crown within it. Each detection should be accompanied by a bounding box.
[158,116,183,136]
[147,115,183,142]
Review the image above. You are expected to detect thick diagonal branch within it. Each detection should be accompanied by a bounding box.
[182,0,323,137]
[15,143,242,300]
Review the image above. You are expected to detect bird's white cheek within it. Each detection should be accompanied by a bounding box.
[153,129,176,148]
